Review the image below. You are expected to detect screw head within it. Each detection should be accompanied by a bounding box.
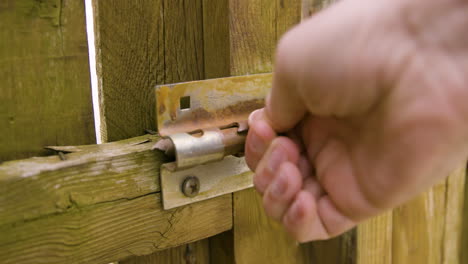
[181,176,200,197]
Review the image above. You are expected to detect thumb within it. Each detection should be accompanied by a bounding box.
[265,39,307,133]
[266,0,391,132]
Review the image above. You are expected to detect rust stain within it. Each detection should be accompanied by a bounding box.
[161,99,264,135]
[156,73,272,135]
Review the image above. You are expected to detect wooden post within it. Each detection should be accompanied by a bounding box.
[0,0,95,161]
[462,169,468,264]
[91,0,226,262]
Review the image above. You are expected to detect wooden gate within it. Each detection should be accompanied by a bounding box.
[1,0,467,263]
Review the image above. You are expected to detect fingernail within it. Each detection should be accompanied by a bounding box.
[288,199,304,222]
[267,145,286,172]
[270,169,287,197]
[248,109,263,126]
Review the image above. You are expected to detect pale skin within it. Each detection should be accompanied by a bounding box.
[245,0,468,242]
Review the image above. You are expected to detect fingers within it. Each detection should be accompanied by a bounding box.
[262,162,303,221]
[314,138,381,222]
[245,109,276,171]
[282,191,357,242]
[253,137,300,194]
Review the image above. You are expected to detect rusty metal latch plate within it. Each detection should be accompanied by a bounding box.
[155,73,271,209]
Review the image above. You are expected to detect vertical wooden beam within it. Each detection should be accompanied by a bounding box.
[0,0,95,161]
[92,0,164,142]
[391,167,466,264]
[228,0,303,262]
[92,0,217,262]
[225,0,356,262]
[357,213,392,264]
[462,166,468,264]
[442,167,466,264]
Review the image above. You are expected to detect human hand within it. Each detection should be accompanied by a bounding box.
[245,0,468,241]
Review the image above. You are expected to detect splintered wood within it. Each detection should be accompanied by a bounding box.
[0,135,232,263]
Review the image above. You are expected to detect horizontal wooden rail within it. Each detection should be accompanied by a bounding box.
[0,135,232,264]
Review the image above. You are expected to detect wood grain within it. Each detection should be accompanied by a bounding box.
[93,0,164,142]
[442,167,466,264]
[0,0,95,161]
[462,166,468,264]
[229,0,276,76]
[92,0,221,262]
[203,0,230,79]
[120,239,210,264]
[227,0,311,263]
[0,136,232,263]
[226,0,357,263]
[357,213,392,264]
[392,167,466,264]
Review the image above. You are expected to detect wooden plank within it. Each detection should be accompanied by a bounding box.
[203,0,230,79]
[229,0,276,76]
[391,167,466,264]
[209,231,234,264]
[93,0,220,262]
[201,0,238,261]
[233,189,315,263]
[462,166,468,264]
[392,184,446,264]
[120,240,210,264]
[226,0,357,263]
[357,213,392,264]
[442,167,466,264]
[307,232,356,264]
[164,0,205,84]
[227,0,310,262]
[0,136,232,263]
[92,0,164,142]
[0,0,95,161]
[0,135,161,225]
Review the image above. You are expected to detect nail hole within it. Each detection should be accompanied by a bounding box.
[180,96,191,110]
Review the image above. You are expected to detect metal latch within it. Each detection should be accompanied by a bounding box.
[154,73,271,209]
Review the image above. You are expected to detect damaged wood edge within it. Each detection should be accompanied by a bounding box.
[0,134,164,225]
[0,133,226,226]
[0,134,233,263]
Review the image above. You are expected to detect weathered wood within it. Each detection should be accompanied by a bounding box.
[164,0,205,84]
[233,189,316,263]
[0,0,95,161]
[93,0,164,142]
[0,135,161,225]
[227,0,312,262]
[0,136,232,264]
[203,0,230,79]
[120,240,210,264]
[229,0,276,76]
[92,0,221,262]
[226,0,357,263]
[209,231,235,264]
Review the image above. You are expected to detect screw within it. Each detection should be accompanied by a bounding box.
[181,176,200,197]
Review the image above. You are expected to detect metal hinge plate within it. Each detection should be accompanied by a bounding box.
[155,73,271,209]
